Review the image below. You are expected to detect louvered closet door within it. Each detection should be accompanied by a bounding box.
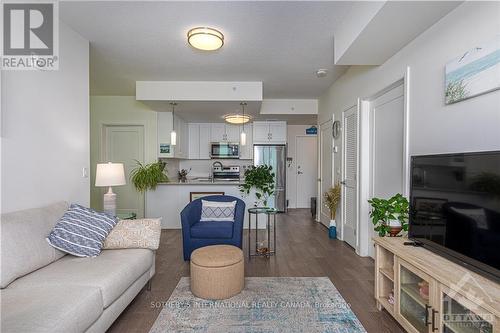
[342,105,358,249]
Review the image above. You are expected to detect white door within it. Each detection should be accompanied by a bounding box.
[371,84,405,199]
[296,136,318,208]
[199,124,211,159]
[319,120,333,227]
[269,122,287,143]
[342,105,358,248]
[253,122,270,143]
[103,125,145,217]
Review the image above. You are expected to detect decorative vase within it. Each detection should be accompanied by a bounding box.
[329,219,337,239]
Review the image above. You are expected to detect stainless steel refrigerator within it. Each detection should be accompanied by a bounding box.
[253,145,286,212]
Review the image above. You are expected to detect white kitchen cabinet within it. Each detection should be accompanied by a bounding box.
[253,122,270,143]
[210,123,240,143]
[210,123,226,142]
[188,123,212,159]
[157,112,188,158]
[225,125,240,142]
[252,121,287,144]
[269,122,287,143]
[199,124,211,159]
[239,124,253,160]
[188,123,200,159]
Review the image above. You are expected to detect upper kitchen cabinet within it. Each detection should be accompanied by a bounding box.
[210,123,240,143]
[253,121,287,144]
[189,123,211,159]
[157,112,188,158]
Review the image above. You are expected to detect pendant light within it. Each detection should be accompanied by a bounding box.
[170,102,177,146]
[240,102,247,146]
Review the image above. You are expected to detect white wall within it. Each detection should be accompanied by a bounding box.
[286,125,318,209]
[90,96,158,210]
[319,2,500,256]
[1,22,90,213]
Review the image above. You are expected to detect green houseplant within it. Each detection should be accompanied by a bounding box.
[368,193,409,237]
[239,165,275,207]
[130,160,169,192]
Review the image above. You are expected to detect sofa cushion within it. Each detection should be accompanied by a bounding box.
[103,218,162,250]
[47,204,119,257]
[1,285,102,333]
[0,201,69,288]
[9,249,154,308]
[190,221,234,239]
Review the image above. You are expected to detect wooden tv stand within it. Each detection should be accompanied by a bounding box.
[373,237,499,333]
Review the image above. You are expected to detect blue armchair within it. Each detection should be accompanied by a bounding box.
[181,195,245,260]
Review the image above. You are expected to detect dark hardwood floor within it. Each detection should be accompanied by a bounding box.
[107,209,404,333]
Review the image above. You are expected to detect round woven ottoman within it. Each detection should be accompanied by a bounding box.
[190,245,244,300]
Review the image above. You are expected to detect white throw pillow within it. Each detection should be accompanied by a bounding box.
[103,218,162,250]
[200,200,236,222]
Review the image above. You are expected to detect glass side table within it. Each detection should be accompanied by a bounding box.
[116,212,137,220]
[247,207,277,258]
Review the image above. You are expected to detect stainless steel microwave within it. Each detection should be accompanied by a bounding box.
[210,142,239,159]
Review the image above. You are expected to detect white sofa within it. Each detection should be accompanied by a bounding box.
[0,202,155,333]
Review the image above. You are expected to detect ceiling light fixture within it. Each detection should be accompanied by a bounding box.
[224,114,250,125]
[187,27,224,51]
[240,102,247,146]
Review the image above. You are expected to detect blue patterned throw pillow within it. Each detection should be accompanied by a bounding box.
[200,200,236,222]
[47,204,118,257]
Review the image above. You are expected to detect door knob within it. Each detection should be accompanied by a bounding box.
[298,171,303,174]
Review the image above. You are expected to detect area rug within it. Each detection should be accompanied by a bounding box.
[149,277,366,333]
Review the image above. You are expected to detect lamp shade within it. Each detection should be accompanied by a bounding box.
[95,162,126,187]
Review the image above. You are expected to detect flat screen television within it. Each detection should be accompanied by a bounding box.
[409,151,500,282]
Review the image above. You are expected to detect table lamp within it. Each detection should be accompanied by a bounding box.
[95,162,126,216]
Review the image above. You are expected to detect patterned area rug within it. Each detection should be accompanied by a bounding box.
[149,277,366,333]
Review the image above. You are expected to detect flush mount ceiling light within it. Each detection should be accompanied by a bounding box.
[187,27,224,51]
[224,114,250,125]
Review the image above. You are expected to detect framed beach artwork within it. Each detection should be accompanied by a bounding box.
[445,35,500,104]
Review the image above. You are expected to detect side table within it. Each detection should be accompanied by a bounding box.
[247,207,277,258]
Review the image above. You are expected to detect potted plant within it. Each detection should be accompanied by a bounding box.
[368,193,409,237]
[130,160,169,192]
[239,165,275,207]
[324,183,341,238]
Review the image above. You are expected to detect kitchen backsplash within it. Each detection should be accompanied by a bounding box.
[178,159,253,178]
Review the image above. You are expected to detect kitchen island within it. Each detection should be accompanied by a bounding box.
[146,179,261,229]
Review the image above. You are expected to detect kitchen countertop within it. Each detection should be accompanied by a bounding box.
[158,179,243,186]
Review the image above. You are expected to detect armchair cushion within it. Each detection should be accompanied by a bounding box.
[190,221,234,239]
[200,200,236,222]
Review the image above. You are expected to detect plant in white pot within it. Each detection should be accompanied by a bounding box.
[368,193,409,237]
[239,165,275,207]
[324,183,341,238]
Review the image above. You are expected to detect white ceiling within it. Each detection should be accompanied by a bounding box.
[141,100,317,125]
[60,1,353,98]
